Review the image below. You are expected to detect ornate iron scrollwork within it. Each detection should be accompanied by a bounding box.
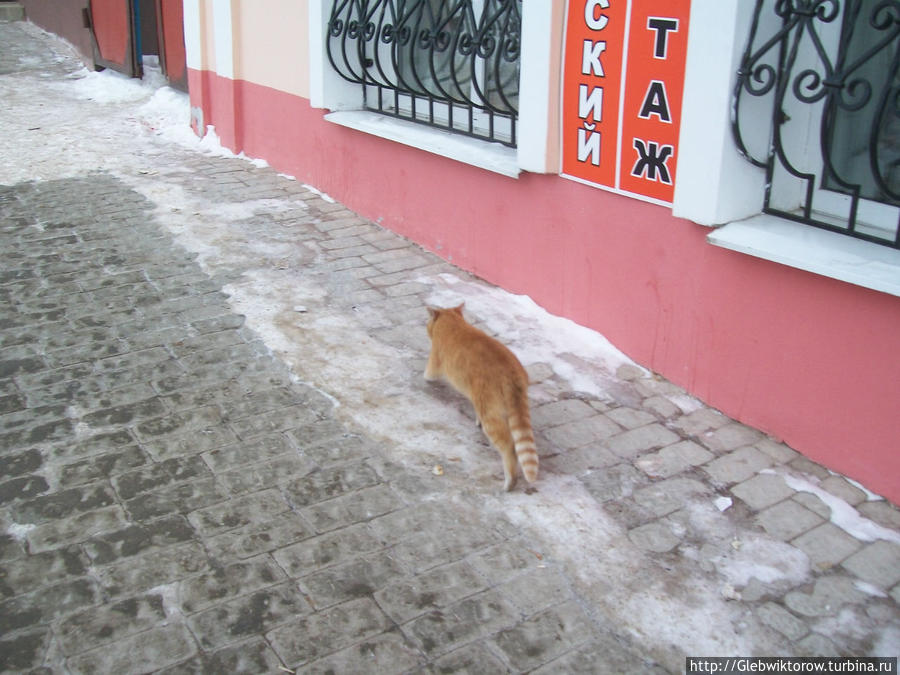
[733,0,900,248]
[326,0,521,147]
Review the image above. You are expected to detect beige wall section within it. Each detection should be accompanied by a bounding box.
[232,0,310,98]
[196,0,215,72]
[544,0,566,172]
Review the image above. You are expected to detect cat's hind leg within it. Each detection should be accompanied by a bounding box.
[481,414,518,491]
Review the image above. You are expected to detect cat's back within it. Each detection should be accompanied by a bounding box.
[436,311,527,384]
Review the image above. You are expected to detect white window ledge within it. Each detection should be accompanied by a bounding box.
[708,215,900,297]
[324,111,520,179]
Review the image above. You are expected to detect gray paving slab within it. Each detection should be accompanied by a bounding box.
[1,19,900,674]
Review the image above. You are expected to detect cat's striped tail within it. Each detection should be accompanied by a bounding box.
[509,400,538,483]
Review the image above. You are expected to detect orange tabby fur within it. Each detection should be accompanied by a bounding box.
[425,304,538,491]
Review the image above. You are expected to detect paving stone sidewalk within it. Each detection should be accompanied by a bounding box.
[1,175,662,673]
[2,18,899,675]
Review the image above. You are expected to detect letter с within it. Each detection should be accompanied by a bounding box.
[584,0,610,31]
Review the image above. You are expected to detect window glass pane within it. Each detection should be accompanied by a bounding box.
[824,0,900,205]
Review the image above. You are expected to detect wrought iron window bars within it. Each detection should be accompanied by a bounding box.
[733,0,900,249]
[326,0,522,147]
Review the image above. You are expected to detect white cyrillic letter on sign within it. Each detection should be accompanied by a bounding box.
[582,40,606,77]
[578,126,602,165]
[584,0,610,31]
[578,84,604,122]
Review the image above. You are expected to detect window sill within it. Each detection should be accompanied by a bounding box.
[324,110,520,179]
[707,215,900,297]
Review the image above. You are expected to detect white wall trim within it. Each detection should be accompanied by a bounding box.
[672,0,765,226]
[517,1,556,173]
[325,111,519,178]
[182,0,202,71]
[709,215,900,297]
[212,0,234,80]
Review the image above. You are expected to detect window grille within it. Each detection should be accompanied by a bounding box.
[733,0,900,249]
[326,0,522,147]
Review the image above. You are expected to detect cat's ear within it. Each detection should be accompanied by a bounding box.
[427,306,440,320]
[452,303,465,315]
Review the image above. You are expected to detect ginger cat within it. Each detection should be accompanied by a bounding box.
[424,304,538,491]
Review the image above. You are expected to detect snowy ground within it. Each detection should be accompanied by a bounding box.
[3,22,899,667]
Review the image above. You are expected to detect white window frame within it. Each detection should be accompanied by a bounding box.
[308,0,557,178]
[672,0,900,297]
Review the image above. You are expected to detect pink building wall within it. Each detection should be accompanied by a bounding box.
[189,69,900,504]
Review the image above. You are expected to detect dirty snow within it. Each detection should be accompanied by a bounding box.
[302,183,337,203]
[711,537,810,588]
[62,62,167,103]
[194,125,270,168]
[6,522,36,542]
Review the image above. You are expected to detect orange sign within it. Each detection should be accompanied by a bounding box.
[561,0,691,205]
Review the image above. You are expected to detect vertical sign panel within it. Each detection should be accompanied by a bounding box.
[560,0,629,190]
[618,0,691,201]
[561,0,691,206]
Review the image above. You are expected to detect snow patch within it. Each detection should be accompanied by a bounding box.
[7,522,35,542]
[149,582,183,620]
[680,501,810,591]
[768,471,900,544]
[623,578,755,657]
[854,580,888,598]
[137,87,198,148]
[711,537,810,588]
[841,474,885,502]
[667,392,704,414]
[198,198,306,223]
[193,125,268,168]
[62,59,167,104]
[66,405,95,442]
[714,496,733,512]
[813,607,882,647]
[302,184,337,203]
[132,83,270,169]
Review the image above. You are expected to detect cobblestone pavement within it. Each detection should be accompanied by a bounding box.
[2,19,900,674]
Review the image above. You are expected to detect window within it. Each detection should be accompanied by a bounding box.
[732,0,900,249]
[325,0,522,147]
